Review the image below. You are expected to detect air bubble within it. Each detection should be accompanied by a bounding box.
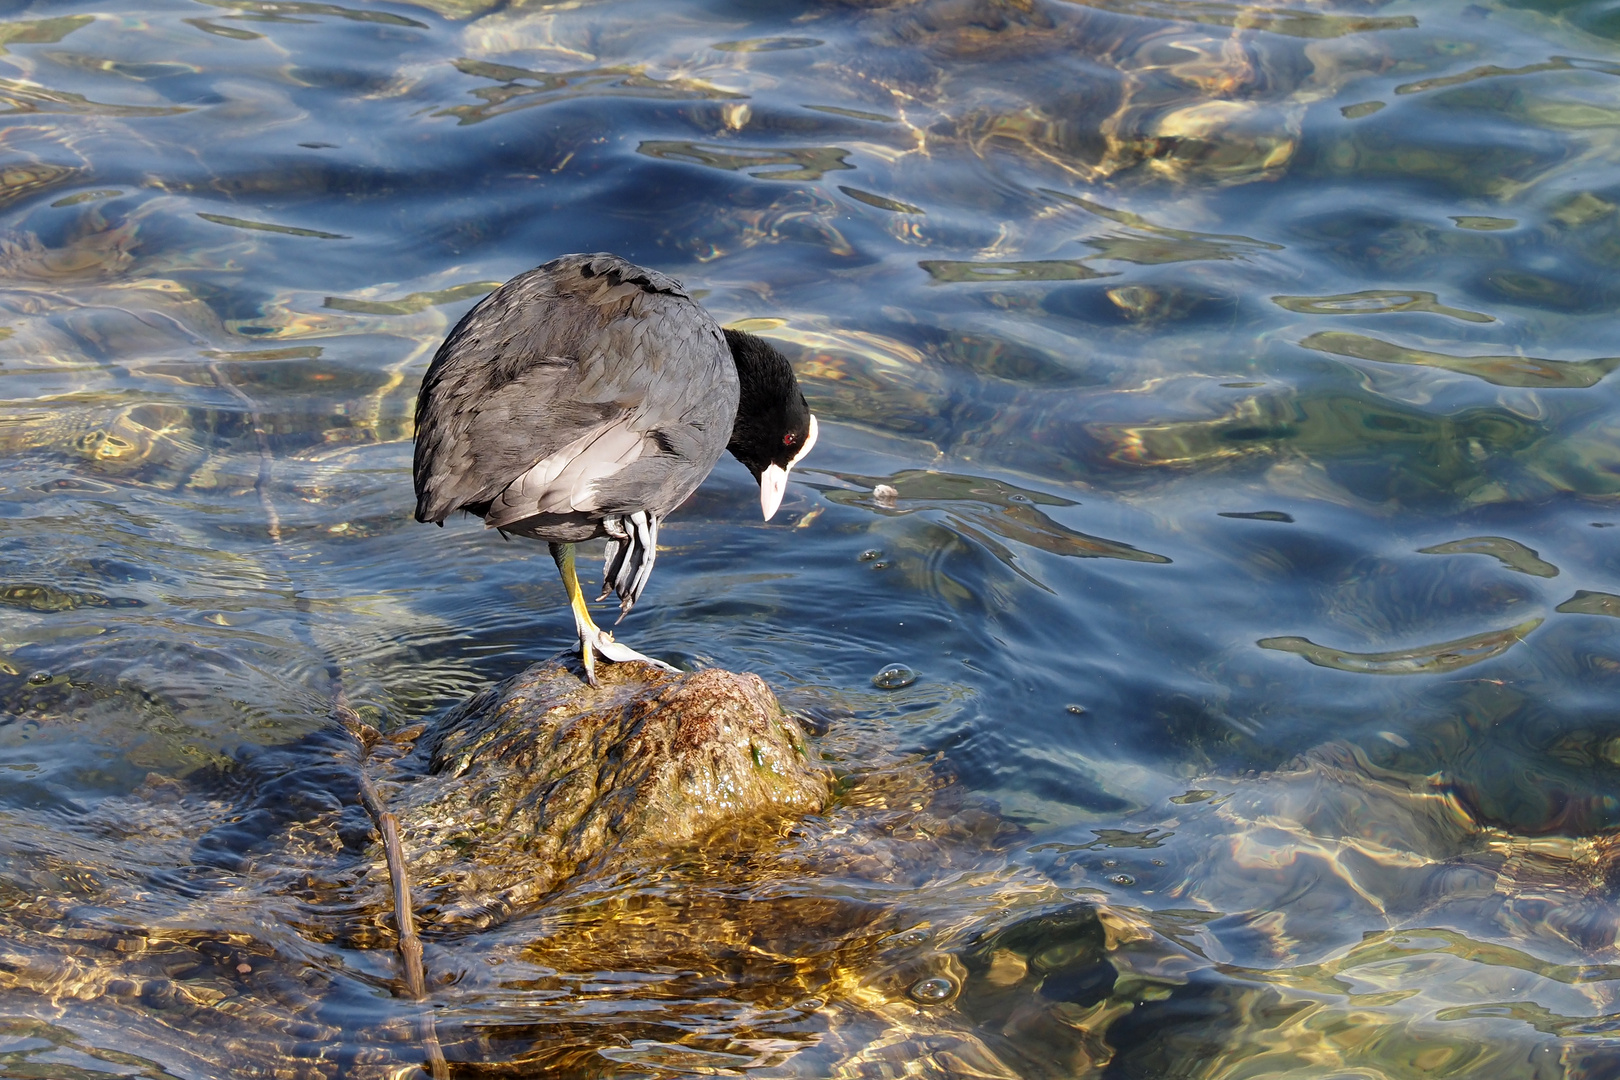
[1109,874,1136,887]
[872,664,917,689]
[859,549,882,561]
[908,976,955,1004]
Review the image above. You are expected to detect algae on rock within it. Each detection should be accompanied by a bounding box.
[393,657,830,925]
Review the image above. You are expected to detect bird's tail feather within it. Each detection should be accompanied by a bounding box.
[599,511,658,622]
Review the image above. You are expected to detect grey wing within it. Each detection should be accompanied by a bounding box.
[412,253,739,529]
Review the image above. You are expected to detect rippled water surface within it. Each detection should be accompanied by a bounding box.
[4,0,1620,1074]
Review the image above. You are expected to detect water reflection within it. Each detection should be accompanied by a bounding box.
[922,258,1113,282]
[1054,0,1418,39]
[638,140,856,181]
[1274,289,1495,323]
[1557,590,1620,618]
[1419,536,1560,578]
[2,0,1620,1072]
[1300,331,1620,388]
[820,468,1172,578]
[1260,617,1543,675]
[443,57,744,125]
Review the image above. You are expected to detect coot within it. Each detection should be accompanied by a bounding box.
[413,253,817,683]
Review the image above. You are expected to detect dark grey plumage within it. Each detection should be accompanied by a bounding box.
[413,252,817,683]
[413,253,739,612]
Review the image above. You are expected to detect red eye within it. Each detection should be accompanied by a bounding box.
[783,432,797,446]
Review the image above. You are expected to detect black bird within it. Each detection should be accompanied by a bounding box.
[413,253,818,683]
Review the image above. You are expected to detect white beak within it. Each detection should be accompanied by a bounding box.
[760,464,788,521]
[759,413,818,522]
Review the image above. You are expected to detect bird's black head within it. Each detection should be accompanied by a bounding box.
[724,328,818,521]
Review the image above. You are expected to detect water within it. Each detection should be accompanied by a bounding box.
[2,0,1620,1073]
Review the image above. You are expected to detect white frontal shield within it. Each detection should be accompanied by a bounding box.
[759,414,818,521]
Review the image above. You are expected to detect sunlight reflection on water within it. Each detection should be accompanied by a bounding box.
[2,0,1620,1074]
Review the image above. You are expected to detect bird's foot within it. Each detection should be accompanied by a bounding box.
[592,629,679,671]
[578,628,678,686]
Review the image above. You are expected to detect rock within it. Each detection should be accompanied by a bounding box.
[16,694,1620,1079]
[391,657,829,925]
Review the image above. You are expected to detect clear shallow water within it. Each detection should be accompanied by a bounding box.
[3,0,1620,1074]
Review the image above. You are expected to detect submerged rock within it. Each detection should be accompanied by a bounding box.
[17,664,1620,1078]
[392,657,829,925]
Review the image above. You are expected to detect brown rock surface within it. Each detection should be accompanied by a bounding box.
[391,656,830,924]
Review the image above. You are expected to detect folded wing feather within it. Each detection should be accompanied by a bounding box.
[484,418,653,530]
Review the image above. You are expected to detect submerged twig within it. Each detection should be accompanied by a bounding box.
[215,360,447,1077]
[335,703,449,1080]
[380,813,426,999]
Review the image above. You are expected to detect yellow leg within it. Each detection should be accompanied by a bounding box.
[551,541,678,686]
[552,542,598,686]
